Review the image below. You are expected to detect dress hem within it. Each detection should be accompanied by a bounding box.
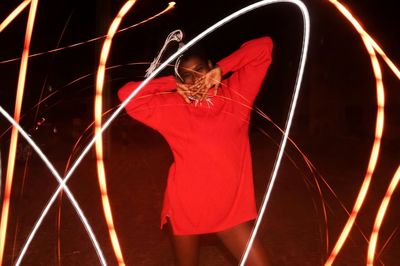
[161,214,257,236]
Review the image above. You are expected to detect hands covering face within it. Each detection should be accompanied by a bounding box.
[176,66,222,104]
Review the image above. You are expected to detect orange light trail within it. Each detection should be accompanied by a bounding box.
[367,166,400,265]
[324,1,400,80]
[323,1,400,80]
[325,1,386,265]
[95,1,137,265]
[369,40,400,80]
[0,0,39,264]
[0,2,176,65]
[0,0,31,33]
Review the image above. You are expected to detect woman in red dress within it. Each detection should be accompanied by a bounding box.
[118,36,273,266]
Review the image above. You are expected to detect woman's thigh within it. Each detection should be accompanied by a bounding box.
[172,234,200,266]
[216,221,270,266]
[166,220,200,266]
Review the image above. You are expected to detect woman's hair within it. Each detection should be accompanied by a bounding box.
[174,45,213,81]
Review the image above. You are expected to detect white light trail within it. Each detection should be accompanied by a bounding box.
[232,1,309,264]
[0,107,107,266]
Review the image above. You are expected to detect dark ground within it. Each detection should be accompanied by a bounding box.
[1,113,400,265]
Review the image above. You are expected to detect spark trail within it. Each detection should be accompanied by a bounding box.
[0,3,176,65]
[0,0,31,33]
[367,166,400,265]
[325,1,387,264]
[95,1,137,265]
[0,0,39,264]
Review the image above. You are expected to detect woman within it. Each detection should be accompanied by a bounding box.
[119,36,273,265]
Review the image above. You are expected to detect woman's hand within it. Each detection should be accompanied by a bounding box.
[176,66,222,103]
[204,66,222,93]
[193,66,222,100]
[176,81,194,103]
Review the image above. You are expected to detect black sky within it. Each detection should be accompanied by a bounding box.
[0,0,399,139]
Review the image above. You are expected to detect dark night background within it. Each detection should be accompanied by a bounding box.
[0,0,399,142]
[0,0,399,265]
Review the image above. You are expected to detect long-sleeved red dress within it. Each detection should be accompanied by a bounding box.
[118,37,273,235]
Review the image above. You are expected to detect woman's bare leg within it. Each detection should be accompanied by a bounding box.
[166,220,199,266]
[216,221,270,266]
[171,234,199,266]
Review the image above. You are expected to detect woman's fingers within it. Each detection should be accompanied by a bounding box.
[193,67,221,100]
[205,67,222,89]
[176,83,192,103]
[184,80,204,101]
[177,68,221,103]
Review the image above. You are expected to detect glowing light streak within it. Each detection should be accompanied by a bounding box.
[0,148,1,193]
[367,166,400,265]
[325,1,386,265]
[236,1,309,264]
[33,12,73,129]
[378,227,398,258]
[95,1,136,265]
[11,152,31,262]
[327,1,400,80]
[0,90,57,138]
[0,107,107,266]
[36,13,73,265]
[0,2,176,65]
[369,40,400,80]
[0,0,38,263]
[0,0,31,33]
[248,118,331,253]
[262,123,330,253]
[57,196,63,266]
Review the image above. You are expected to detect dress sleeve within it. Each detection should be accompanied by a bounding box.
[217,37,273,102]
[118,75,176,126]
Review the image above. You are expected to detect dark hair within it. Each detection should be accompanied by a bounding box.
[179,46,210,65]
[174,45,214,80]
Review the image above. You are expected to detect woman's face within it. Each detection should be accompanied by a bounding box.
[177,56,212,85]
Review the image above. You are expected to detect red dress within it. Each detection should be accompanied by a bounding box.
[118,37,273,235]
